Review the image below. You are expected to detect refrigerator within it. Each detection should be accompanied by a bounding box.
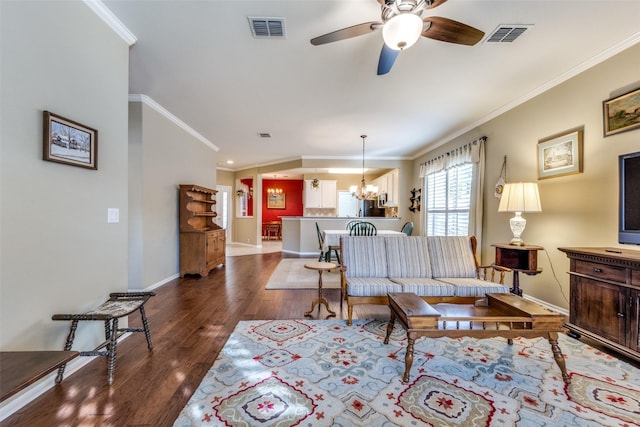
[359,199,385,217]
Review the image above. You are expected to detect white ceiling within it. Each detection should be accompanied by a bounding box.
[103,0,640,174]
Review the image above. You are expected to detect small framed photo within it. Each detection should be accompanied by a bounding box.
[267,193,286,209]
[43,111,97,169]
[603,87,640,137]
[537,129,583,179]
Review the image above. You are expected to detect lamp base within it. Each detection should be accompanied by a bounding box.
[509,212,527,247]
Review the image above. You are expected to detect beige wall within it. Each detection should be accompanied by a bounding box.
[129,99,218,288]
[413,43,640,309]
[1,1,130,351]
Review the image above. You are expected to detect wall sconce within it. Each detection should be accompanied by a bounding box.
[498,182,542,246]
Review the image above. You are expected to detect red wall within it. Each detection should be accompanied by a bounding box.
[262,179,304,222]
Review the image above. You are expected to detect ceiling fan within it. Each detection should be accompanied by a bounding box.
[310,0,484,75]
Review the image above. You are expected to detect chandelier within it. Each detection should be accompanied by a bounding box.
[350,135,379,200]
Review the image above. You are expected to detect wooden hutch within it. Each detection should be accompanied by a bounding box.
[179,184,225,277]
[558,247,640,362]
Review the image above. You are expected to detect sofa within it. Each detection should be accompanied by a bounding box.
[339,235,510,325]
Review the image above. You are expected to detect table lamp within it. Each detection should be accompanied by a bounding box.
[498,182,542,246]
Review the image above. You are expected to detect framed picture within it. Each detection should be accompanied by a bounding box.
[537,129,583,179]
[43,111,97,169]
[603,87,640,137]
[267,192,286,209]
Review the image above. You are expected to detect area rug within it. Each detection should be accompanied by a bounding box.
[264,258,341,290]
[173,319,640,427]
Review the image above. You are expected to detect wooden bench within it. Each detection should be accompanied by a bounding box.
[384,292,569,384]
[52,292,155,385]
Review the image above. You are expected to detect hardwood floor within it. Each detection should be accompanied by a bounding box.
[1,252,387,427]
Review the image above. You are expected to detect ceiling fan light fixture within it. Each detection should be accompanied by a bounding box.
[382,13,423,50]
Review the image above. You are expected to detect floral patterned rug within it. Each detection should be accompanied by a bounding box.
[174,319,640,426]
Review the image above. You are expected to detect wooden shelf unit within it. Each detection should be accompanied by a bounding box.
[558,247,640,362]
[179,184,225,277]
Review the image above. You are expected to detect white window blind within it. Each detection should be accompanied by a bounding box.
[426,163,472,236]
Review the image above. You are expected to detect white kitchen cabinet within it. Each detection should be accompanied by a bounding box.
[304,180,337,209]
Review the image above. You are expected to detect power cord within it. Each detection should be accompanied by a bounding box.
[541,248,570,306]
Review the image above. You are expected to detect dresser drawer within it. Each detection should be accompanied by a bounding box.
[574,260,626,283]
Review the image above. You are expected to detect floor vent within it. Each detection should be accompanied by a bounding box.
[486,25,532,43]
[248,17,286,39]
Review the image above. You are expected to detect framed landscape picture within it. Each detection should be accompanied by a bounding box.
[603,87,640,137]
[43,111,98,169]
[267,192,285,209]
[537,129,583,179]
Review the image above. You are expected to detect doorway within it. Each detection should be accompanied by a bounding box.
[215,185,232,240]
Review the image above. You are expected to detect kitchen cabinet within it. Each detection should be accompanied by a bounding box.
[558,247,640,362]
[304,180,337,209]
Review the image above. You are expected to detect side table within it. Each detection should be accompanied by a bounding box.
[492,243,543,296]
[304,261,338,318]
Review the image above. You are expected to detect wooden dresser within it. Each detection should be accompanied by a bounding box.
[558,247,640,362]
[179,184,225,277]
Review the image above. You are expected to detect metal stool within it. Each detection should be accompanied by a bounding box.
[52,292,155,385]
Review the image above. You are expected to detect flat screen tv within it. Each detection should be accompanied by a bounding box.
[619,150,640,245]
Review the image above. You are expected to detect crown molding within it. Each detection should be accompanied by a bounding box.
[83,0,137,46]
[129,94,219,152]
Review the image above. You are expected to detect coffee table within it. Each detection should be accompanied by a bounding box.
[384,292,569,384]
[304,261,338,318]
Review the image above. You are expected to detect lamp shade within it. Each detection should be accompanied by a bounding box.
[498,182,542,213]
[382,13,423,51]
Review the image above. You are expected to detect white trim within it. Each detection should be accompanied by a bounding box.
[129,94,219,152]
[83,0,137,46]
[413,31,640,159]
[130,273,180,293]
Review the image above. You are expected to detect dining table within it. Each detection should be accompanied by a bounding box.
[322,229,405,252]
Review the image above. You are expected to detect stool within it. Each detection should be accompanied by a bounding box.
[52,292,155,385]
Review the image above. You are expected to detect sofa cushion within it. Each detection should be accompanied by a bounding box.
[436,278,509,297]
[385,236,432,278]
[341,236,388,278]
[427,236,477,278]
[389,278,456,296]
[346,277,404,296]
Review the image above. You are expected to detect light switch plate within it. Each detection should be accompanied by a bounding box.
[108,208,119,223]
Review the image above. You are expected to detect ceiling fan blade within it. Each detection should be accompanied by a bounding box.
[422,16,485,46]
[310,22,381,45]
[377,44,399,75]
[426,0,448,9]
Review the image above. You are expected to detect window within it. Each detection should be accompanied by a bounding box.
[425,163,472,236]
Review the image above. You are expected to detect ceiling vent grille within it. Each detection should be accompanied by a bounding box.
[486,25,532,43]
[248,17,286,39]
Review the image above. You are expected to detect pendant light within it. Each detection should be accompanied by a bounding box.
[350,135,379,200]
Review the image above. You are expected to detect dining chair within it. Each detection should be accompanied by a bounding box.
[316,222,341,263]
[345,220,361,231]
[401,221,414,236]
[349,221,377,236]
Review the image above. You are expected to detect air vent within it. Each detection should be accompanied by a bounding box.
[486,25,532,43]
[258,132,272,138]
[248,17,286,38]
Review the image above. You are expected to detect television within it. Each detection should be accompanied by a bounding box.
[619,151,640,245]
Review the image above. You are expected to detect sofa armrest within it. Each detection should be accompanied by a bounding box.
[477,264,511,285]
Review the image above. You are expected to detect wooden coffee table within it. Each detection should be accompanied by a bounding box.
[384,292,569,383]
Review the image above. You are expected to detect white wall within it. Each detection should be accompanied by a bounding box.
[413,42,640,309]
[1,0,130,350]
